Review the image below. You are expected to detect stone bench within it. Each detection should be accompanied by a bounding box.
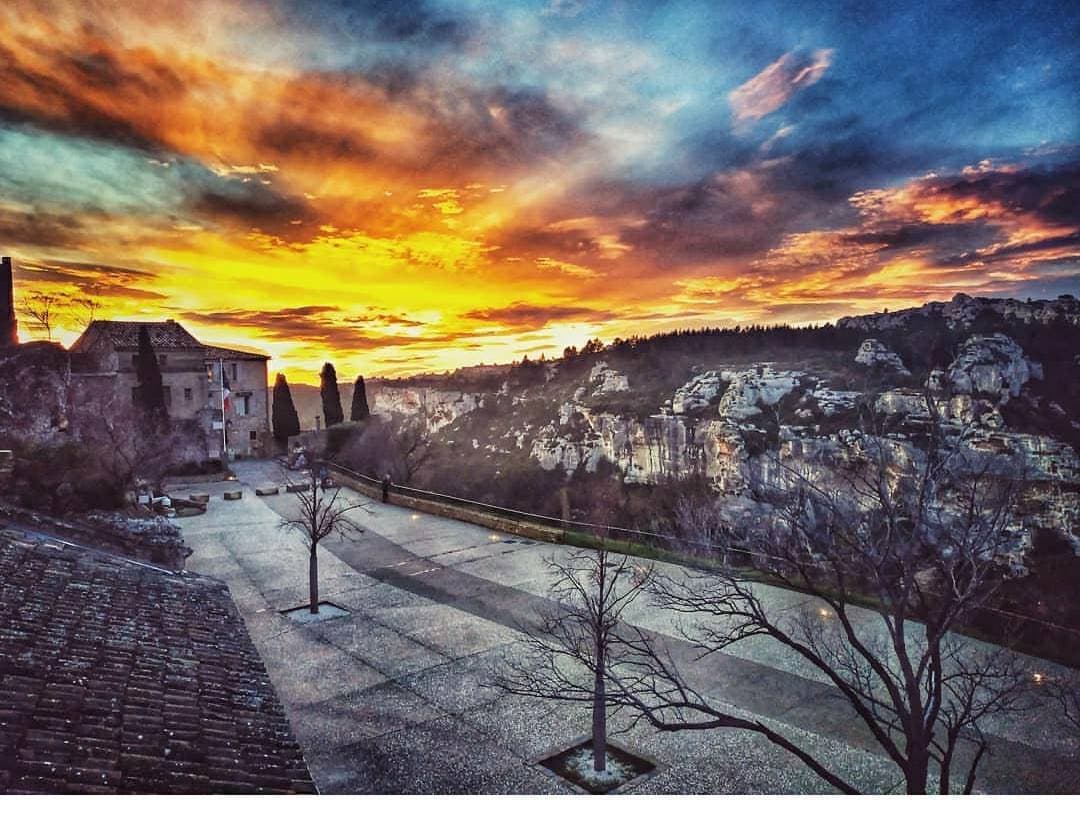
[255,486,280,497]
[189,493,210,504]
[285,483,311,493]
[223,490,242,501]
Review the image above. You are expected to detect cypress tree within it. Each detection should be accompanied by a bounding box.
[134,324,167,420]
[350,374,370,421]
[272,373,301,441]
[320,362,344,427]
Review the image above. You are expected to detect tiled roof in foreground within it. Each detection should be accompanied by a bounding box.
[0,528,314,794]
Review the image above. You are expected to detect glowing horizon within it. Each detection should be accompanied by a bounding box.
[2,0,1077,385]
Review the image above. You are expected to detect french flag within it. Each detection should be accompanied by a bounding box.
[221,362,232,413]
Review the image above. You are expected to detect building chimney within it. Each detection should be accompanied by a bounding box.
[0,256,16,347]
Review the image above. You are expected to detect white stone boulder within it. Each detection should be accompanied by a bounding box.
[589,361,630,395]
[717,367,800,422]
[672,371,723,414]
[855,339,910,376]
[947,333,1042,402]
[809,383,860,417]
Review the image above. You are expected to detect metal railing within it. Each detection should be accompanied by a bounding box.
[324,459,683,548]
[321,459,1080,666]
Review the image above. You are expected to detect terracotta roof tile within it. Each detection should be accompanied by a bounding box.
[73,321,204,352]
[0,529,314,794]
[202,344,270,361]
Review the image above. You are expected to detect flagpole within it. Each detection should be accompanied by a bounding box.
[219,358,227,459]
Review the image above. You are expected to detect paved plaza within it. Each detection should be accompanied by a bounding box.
[176,461,1080,794]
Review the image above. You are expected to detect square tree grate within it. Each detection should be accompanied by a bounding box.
[538,737,659,794]
[280,602,351,623]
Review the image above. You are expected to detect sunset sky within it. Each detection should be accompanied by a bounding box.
[2,0,1078,382]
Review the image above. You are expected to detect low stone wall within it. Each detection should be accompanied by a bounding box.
[329,468,563,543]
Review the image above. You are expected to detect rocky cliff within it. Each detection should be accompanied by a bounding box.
[369,293,1080,550]
[371,385,482,432]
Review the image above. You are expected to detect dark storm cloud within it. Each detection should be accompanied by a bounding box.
[937,233,1080,268]
[463,302,615,330]
[191,186,316,235]
[417,86,587,172]
[248,74,585,180]
[15,258,167,300]
[0,209,86,249]
[0,41,177,152]
[178,305,477,350]
[285,0,473,50]
[257,119,378,163]
[928,163,1080,227]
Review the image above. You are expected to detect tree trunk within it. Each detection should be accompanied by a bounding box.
[309,546,319,613]
[592,643,607,773]
[905,750,929,795]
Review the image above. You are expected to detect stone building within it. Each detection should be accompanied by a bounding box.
[71,320,270,459]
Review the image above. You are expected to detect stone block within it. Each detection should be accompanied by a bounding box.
[223,490,242,501]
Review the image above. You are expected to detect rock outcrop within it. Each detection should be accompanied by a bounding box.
[671,371,724,414]
[372,386,480,433]
[838,292,1080,331]
[589,361,630,395]
[373,295,1080,553]
[716,367,800,422]
[0,343,73,442]
[855,339,910,376]
[947,333,1042,403]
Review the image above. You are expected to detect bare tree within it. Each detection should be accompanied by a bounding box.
[338,414,433,485]
[606,420,1033,794]
[279,460,364,613]
[493,545,652,772]
[21,292,59,341]
[72,392,203,503]
[396,416,433,484]
[70,296,100,330]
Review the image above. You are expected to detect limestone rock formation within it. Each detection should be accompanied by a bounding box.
[671,371,724,414]
[947,333,1041,402]
[716,367,800,422]
[838,292,1080,331]
[807,382,861,417]
[371,386,479,433]
[589,361,629,395]
[855,338,910,376]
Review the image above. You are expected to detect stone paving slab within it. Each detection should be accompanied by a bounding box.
[429,541,526,567]
[396,532,504,560]
[306,714,573,794]
[317,618,452,679]
[397,650,511,716]
[467,693,595,761]
[291,682,446,754]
